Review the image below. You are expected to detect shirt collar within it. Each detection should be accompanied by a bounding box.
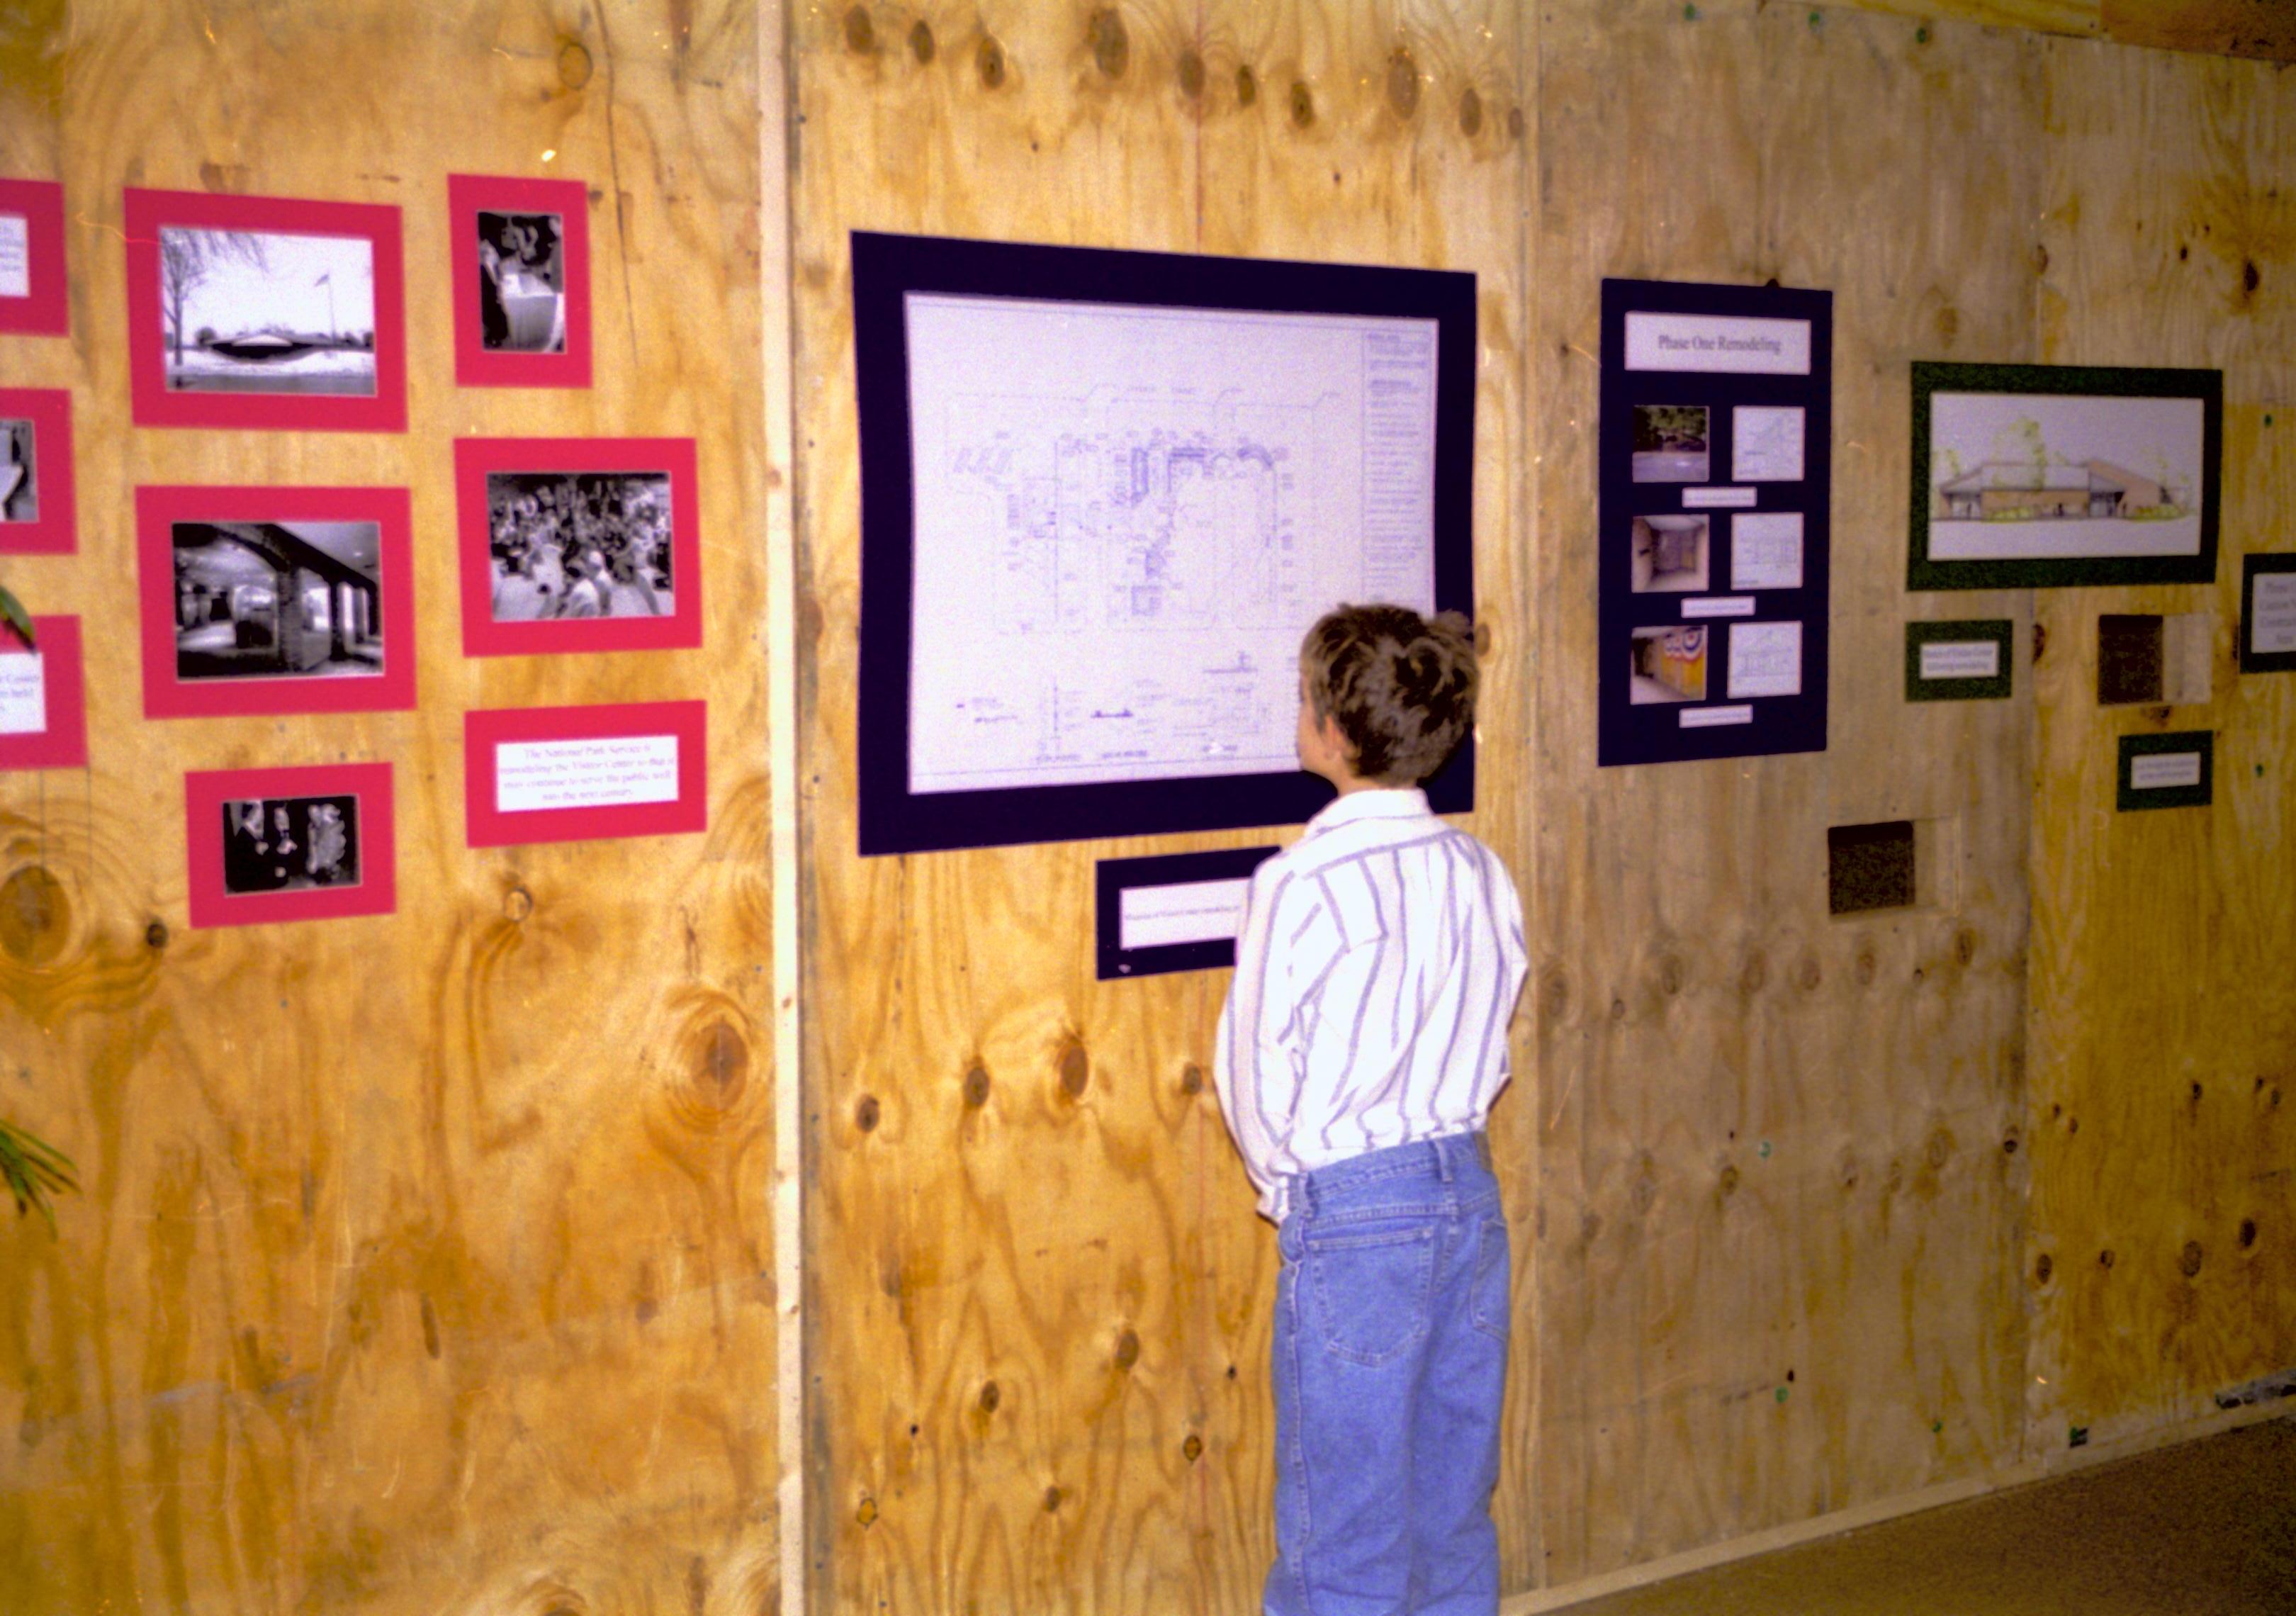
[1301,786,1433,837]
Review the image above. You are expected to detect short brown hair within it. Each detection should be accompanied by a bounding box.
[1300,604,1478,785]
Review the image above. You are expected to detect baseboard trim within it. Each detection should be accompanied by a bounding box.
[1504,1400,2295,1613]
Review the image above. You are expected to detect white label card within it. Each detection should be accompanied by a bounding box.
[1732,405,1806,483]
[1679,705,1753,728]
[1118,877,1253,951]
[1623,311,1813,375]
[2253,572,2296,656]
[1919,639,2001,681]
[1727,622,1803,699]
[1682,597,1755,619]
[0,215,27,301]
[2130,752,2203,790]
[1682,486,1757,510]
[1731,512,1804,590]
[0,652,44,734]
[496,734,680,813]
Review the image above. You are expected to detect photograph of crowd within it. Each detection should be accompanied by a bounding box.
[0,418,34,522]
[475,209,565,354]
[221,793,360,896]
[486,470,674,622]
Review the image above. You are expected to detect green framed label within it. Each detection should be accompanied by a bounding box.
[1908,361,2222,592]
[2117,730,2213,812]
[1906,619,2013,701]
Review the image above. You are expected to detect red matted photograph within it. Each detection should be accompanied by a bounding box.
[135,484,416,718]
[456,436,701,656]
[0,389,75,553]
[465,699,707,848]
[0,617,88,771]
[449,173,592,389]
[186,762,394,929]
[0,178,67,336]
[123,186,406,432]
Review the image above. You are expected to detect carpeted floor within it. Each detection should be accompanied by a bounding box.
[1551,1415,2296,1616]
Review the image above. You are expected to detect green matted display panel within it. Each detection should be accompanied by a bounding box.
[1908,361,2222,592]
[1905,618,2013,702]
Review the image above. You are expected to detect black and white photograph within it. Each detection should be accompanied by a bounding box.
[159,226,377,396]
[220,793,361,896]
[1629,625,1707,704]
[476,210,565,354]
[486,471,675,622]
[1630,514,1709,593]
[0,417,33,522]
[171,520,385,683]
[1631,404,1710,483]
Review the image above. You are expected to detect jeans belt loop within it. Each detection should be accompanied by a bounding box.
[1437,1136,1456,1184]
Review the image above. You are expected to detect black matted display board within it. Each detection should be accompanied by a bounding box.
[2240,554,2296,674]
[853,230,1478,855]
[1096,846,1278,980]
[2117,730,2213,812]
[1906,619,2015,702]
[1597,278,1833,768]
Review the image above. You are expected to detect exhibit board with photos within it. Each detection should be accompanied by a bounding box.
[1598,278,1833,766]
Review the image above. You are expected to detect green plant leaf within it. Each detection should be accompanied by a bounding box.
[0,1117,78,1235]
[0,585,33,650]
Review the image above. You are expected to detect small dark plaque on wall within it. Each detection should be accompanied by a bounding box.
[1096,846,1278,980]
[2240,554,2296,674]
[1905,619,2013,702]
[2117,730,2213,812]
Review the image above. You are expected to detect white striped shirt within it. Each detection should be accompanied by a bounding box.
[1214,787,1529,1222]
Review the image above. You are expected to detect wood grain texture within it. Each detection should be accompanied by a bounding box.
[1526,1,2038,1586]
[790,4,1530,1612]
[2025,35,2296,1449]
[0,4,775,1612]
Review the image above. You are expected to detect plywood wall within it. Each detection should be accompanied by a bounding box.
[0,5,776,1613]
[2024,34,2296,1448]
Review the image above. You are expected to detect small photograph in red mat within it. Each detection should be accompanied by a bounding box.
[186,762,394,928]
[0,389,76,554]
[0,617,88,771]
[456,437,700,656]
[124,187,405,432]
[465,700,707,848]
[136,485,415,718]
[449,174,591,389]
[0,178,67,336]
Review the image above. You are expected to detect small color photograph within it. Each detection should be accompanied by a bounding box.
[159,225,376,396]
[171,519,385,683]
[1631,404,1711,483]
[0,417,34,522]
[220,793,361,896]
[1629,625,1707,704]
[476,209,565,354]
[486,471,674,622]
[1630,515,1709,593]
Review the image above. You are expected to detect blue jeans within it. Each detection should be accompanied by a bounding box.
[1266,1132,1509,1616]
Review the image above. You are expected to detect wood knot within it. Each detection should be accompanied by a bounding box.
[855,1496,877,1527]
[1935,304,1959,344]
[1088,8,1128,78]
[2098,1247,2115,1269]
[1853,951,1877,986]
[979,1379,1001,1413]
[1738,953,1767,994]
[1059,1044,1089,1097]
[1289,80,1315,129]
[1537,967,1569,1021]
[855,1094,881,1132]
[2244,259,2261,296]
[1385,46,1419,118]
[1507,106,1525,140]
[504,885,532,922]
[963,1062,991,1107]
[1794,956,1821,991]
[1235,64,1257,108]
[2035,1253,2053,1284]
[977,35,1006,89]
[1176,48,1205,101]
[2180,1240,2205,1277]
[1924,1131,1952,1170]
[0,866,68,966]
[2240,1218,2258,1249]
[1955,928,1978,967]
[1657,955,1684,997]
[908,19,935,63]
[1179,1062,1204,1095]
[1718,1164,1740,1196]
[1458,86,1482,138]
[1115,1328,1139,1369]
[690,1019,748,1113]
[557,38,594,89]
[1043,1486,1062,1512]
[1181,1433,1203,1462]
[145,919,169,950]
[843,5,873,53]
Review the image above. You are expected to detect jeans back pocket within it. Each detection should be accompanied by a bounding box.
[1305,1223,1436,1367]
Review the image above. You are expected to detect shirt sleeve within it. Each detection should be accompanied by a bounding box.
[1214,863,1339,1218]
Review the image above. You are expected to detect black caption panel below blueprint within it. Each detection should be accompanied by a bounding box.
[853,230,1478,855]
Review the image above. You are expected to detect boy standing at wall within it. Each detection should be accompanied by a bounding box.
[1216,603,1529,1616]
